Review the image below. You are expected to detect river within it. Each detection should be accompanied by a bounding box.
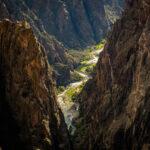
[57,48,103,135]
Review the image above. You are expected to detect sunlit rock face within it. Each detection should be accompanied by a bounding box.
[0,20,71,150]
[103,0,124,25]
[77,0,150,149]
[0,0,124,85]
[0,0,74,86]
[0,0,124,50]
[0,0,70,65]
[24,0,124,49]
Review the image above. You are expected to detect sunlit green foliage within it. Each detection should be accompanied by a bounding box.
[65,81,86,102]
[95,39,106,50]
[70,71,84,82]
[57,39,105,101]
[77,63,95,74]
[57,86,65,94]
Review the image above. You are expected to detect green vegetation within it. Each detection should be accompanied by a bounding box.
[65,81,86,102]
[58,39,106,100]
[68,39,105,72]
[68,49,91,65]
[72,39,105,75]
[70,71,84,82]
[57,86,65,94]
[77,63,95,74]
[95,39,106,50]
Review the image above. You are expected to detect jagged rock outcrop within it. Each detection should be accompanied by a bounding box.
[0,0,74,86]
[0,0,69,65]
[77,0,150,149]
[0,20,71,150]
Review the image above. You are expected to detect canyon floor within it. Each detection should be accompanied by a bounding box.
[57,46,104,135]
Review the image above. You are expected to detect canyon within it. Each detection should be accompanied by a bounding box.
[57,47,103,136]
[1,0,150,150]
[0,0,124,86]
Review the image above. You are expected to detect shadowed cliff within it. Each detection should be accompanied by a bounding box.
[76,0,150,149]
[0,20,71,150]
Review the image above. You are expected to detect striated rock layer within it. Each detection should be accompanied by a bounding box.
[25,0,124,49]
[0,0,124,49]
[0,20,71,150]
[77,0,150,149]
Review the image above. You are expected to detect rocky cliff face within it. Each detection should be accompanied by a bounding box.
[77,0,150,149]
[0,0,124,85]
[0,0,69,64]
[0,0,74,86]
[0,20,71,150]
[25,0,124,49]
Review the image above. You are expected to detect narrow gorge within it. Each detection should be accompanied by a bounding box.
[1,0,150,150]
